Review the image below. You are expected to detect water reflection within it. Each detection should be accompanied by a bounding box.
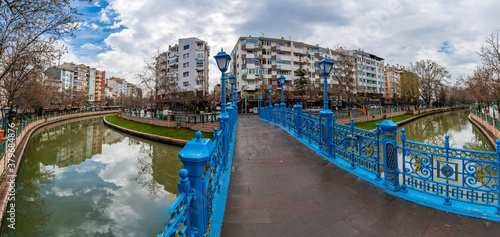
[398,109,494,151]
[2,116,183,237]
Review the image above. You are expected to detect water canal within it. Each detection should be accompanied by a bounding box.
[398,109,494,151]
[1,116,183,237]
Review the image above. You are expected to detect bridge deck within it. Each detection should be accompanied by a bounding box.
[222,115,500,236]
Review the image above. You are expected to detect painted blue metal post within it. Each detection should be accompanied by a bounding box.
[332,114,336,159]
[379,120,400,191]
[294,103,302,137]
[275,103,279,124]
[178,132,214,235]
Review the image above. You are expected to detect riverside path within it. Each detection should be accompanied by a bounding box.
[221,115,500,237]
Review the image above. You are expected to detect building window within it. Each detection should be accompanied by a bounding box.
[184,45,189,50]
[183,53,189,59]
[183,81,189,87]
[183,72,189,77]
[195,50,204,58]
[196,60,204,67]
[183,62,189,68]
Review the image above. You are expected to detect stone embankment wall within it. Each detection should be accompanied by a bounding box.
[469,113,499,146]
[120,114,219,133]
[103,116,188,146]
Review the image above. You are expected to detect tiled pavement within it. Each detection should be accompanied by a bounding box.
[221,115,500,237]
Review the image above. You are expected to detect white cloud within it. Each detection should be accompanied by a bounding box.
[68,0,500,89]
[81,43,102,50]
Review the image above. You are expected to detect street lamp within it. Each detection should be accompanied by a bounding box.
[279,75,286,109]
[318,57,334,110]
[259,95,263,109]
[3,107,10,138]
[229,75,236,106]
[214,49,231,114]
[268,86,273,106]
[233,87,237,105]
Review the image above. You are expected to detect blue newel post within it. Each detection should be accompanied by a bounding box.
[379,120,400,191]
[178,131,215,235]
[332,114,336,159]
[319,109,333,157]
[294,103,302,137]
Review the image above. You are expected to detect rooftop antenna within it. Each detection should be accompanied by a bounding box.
[261,32,264,36]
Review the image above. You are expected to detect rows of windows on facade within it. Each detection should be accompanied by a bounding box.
[45,62,141,104]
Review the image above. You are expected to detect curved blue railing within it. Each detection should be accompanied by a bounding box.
[260,104,500,221]
[157,106,238,237]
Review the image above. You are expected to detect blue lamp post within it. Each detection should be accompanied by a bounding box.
[268,86,273,106]
[279,75,286,109]
[259,95,262,109]
[318,57,335,157]
[214,49,231,168]
[318,58,334,110]
[229,75,236,106]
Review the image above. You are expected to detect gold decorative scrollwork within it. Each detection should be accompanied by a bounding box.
[384,131,395,139]
[413,158,422,173]
[475,167,487,185]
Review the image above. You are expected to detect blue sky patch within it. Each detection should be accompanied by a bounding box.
[438,41,453,54]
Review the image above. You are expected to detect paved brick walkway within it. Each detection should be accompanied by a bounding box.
[221,115,500,236]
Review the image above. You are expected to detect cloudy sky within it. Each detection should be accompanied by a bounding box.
[64,0,500,90]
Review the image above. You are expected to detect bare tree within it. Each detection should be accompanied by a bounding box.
[409,59,450,106]
[0,0,80,82]
[331,48,357,102]
[137,48,167,110]
[464,67,494,109]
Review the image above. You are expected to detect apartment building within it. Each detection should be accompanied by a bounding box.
[107,77,125,98]
[162,37,210,96]
[95,70,106,103]
[127,83,136,96]
[88,68,96,103]
[229,36,336,101]
[353,50,385,96]
[383,64,402,99]
[45,67,74,92]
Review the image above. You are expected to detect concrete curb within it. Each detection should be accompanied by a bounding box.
[468,114,497,147]
[102,116,188,147]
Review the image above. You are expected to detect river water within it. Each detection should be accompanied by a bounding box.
[398,109,494,151]
[1,116,183,237]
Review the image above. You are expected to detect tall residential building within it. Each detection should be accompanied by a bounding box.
[162,37,210,96]
[383,64,402,99]
[107,77,125,98]
[353,50,385,96]
[229,36,336,100]
[127,83,136,96]
[95,70,106,104]
[88,68,96,103]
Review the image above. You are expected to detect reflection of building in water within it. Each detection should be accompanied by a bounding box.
[102,128,124,145]
[34,118,117,168]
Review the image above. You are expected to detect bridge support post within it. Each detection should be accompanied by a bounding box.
[319,109,333,157]
[294,103,302,137]
[178,131,214,236]
[379,120,400,191]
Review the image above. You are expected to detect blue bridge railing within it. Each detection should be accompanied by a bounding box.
[157,105,238,237]
[260,104,500,221]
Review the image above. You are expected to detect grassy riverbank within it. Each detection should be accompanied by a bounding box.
[354,113,425,130]
[105,114,212,140]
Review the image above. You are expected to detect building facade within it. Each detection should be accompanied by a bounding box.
[383,64,402,99]
[229,36,337,102]
[162,37,210,96]
[353,50,385,96]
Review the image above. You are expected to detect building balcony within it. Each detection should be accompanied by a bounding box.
[246,54,255,59]
[277,55,292,61]
[242,44,255,50]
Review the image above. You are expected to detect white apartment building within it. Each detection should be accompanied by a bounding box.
[46,67,74,92]
[88,68,96,103]
[353,50,385,95]
[161,37,210,96]
[229,36,337,100]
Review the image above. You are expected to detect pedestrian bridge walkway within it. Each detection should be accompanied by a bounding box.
[222,116,500,236]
